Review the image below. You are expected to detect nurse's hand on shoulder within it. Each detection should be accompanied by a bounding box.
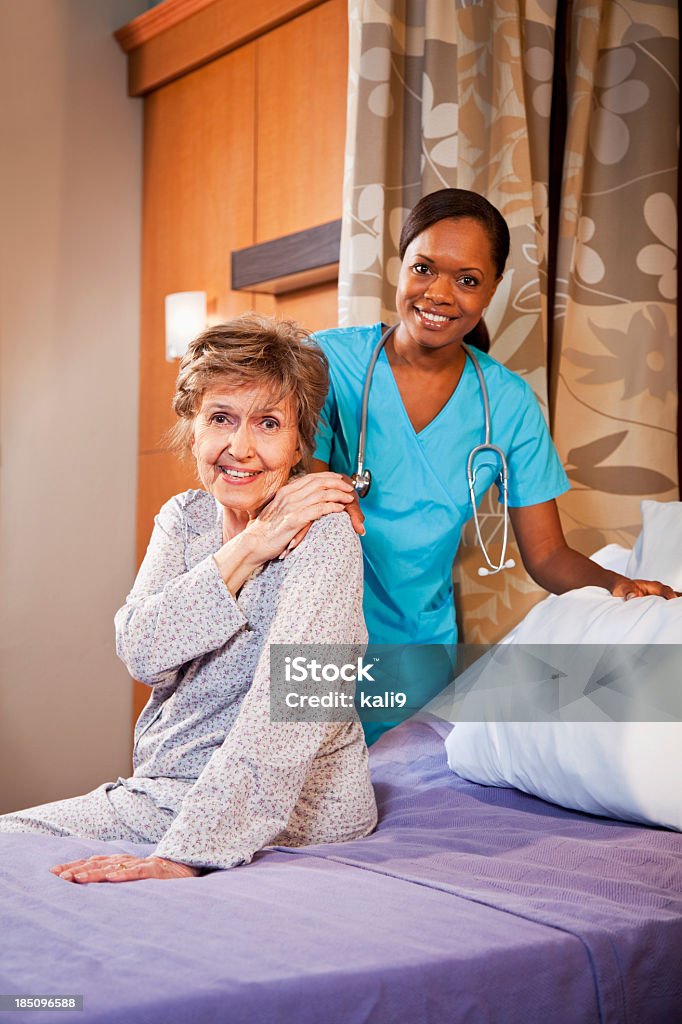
[610,577,680,601]
[50,854,199,883]
[248,471,364,562]
[307,460,365,537]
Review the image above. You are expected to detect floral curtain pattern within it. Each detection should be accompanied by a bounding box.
[340,0,557,409]
[552,0,679,554]
[339,0,678,643]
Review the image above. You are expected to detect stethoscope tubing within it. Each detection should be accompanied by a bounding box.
[353,324,398,496]
[352,323,513,575]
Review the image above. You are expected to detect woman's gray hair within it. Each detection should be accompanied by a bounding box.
[169,314,329,472]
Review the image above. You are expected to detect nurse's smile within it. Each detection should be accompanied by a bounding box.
[413,307,458,329]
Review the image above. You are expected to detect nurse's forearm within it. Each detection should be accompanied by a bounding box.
[310,459,365,535]
[509,501,677,599]
[524,545,624,595]
[509,500,625,594]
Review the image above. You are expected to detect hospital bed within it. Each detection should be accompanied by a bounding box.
[2,712,681,1024]
[4,510,682,1024]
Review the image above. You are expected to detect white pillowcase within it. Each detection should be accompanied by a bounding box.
[626,500,682,591]
[448,719,681,830]
[444,544,682,831]
[588,542,631,576]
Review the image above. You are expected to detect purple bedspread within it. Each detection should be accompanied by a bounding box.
[1,720,681,1024]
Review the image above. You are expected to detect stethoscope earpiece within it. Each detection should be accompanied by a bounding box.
[478,559,516,577]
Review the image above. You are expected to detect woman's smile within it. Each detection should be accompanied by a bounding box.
[413,306,459,330]
[217,464,262,483]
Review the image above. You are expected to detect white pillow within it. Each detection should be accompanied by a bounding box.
[426,543,631,720]
[448,719,681,830]
[626,500,682,591]
[444,552,682,830]
[588,542,631,576]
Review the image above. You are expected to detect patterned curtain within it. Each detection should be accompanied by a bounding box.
[339,0,679,643]
[552,0,679,555]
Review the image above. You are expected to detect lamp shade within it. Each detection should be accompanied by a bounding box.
[165,291,207,360]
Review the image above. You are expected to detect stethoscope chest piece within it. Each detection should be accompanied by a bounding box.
[352,468,372,497]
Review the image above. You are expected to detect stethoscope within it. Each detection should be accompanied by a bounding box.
[351,324,515,577]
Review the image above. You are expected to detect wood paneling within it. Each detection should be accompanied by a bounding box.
[139,46,256,453]
[253,283,339,333]
[133,679,152,724]
[255,0,348,240]
[117,0,326,97]
[115,0,220,52]
[241,262,338,295]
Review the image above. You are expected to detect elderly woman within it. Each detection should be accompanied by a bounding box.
[0,315,377,881]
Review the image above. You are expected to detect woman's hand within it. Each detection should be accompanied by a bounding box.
[214,472,363,595]
[50,854,199,883]
[247,471,362,561]
[610,577,679,601]
[268,471,365,559]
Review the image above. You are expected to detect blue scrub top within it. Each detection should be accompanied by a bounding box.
[313,323,570,650]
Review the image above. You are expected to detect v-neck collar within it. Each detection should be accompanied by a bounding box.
[377,332,474,440]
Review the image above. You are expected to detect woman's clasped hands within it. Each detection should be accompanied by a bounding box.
[212,471,364,598]
[247,471,364,561]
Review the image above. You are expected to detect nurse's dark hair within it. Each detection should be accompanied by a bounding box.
[399,189,510,353]
[168,314,329,474]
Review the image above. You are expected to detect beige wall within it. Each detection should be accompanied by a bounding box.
[0,0,147,813]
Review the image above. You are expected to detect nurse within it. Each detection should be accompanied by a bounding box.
[310,189,676,742]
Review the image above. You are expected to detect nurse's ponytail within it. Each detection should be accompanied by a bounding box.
[463,319,490,353]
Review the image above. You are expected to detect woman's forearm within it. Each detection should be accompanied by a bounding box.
[212,529,264,596]
[115,557,249,684]
[115,496,250,684]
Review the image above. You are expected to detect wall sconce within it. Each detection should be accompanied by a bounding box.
[164,291,207,361]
